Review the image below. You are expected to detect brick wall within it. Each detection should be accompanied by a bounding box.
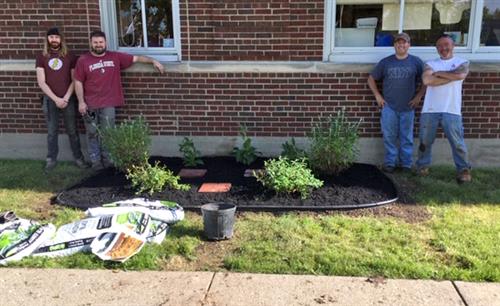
[180,0,324,61]
[0,0,100,60]
[1,70,499,138]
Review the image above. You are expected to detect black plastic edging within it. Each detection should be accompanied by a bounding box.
[181,196,399,212]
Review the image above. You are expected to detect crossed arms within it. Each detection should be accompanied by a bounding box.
[422,62,469,87]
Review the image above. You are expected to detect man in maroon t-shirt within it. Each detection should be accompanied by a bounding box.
[36,27,88,172]
[74,30,164,170]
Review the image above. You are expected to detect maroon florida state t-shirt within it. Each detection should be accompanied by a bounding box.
[74,51,134,109]
[35,51,77,97]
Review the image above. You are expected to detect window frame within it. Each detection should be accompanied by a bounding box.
[323,0,500,63]
[100,0,182,62]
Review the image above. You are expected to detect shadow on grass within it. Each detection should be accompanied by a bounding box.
[0,159,92,192]
[397,165,500,205]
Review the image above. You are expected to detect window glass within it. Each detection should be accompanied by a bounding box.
[481,0,500,46]
[115,0,174,48]
[335,2,398,47]
[403,0,471,47]
[334,1,471,47]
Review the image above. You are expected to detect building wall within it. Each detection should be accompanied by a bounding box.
[0,0,499,164]
[0,0,101,60]
[180,0,324,61]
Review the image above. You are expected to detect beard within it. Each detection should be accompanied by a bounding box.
[49,41,61,50]
[91,46,106,55]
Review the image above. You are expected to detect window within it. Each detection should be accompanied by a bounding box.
[324,0,500,62]
[100,0,181,61]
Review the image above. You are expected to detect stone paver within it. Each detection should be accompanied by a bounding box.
[206,272,465,306]
[198,182,231,192]
[0,268,213,306]
[178,168,207,178]
[454,281,500,306]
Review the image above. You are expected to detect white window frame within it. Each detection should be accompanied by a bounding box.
[323,0,500,63]
[100,0,181,62]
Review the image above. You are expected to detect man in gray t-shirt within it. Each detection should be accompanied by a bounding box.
[368,32,426,173]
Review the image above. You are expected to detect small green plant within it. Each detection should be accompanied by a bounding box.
[126,161,190,195]
[232,125,260,165]
[281,138,306,160]
[254,157,323,199]
[309,108,361,175]
[179,137,203,167]
[101,117,151,172]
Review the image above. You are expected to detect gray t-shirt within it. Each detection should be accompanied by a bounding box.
[370,54,424,112]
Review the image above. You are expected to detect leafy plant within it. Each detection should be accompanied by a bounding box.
[100,117,151,172]
[281,138,306,160]
[254,157,323,199]
[126,161,190,195]
[309,108,361,175]
[179,137,203,167]
[232,125,260,165]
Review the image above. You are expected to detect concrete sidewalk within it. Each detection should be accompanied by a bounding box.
[0,269,498,306]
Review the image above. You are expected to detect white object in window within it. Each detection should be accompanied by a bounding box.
[99,0,181,62]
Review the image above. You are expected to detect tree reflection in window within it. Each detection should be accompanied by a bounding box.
[116,0,174,48]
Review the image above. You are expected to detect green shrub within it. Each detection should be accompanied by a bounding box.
[126,161,190,195]
[100,117,151,172]
[179,137,204,167]
[232,125,260,165]
[255,157,323,199]
[309,108,361,175]
[281,138,306,160]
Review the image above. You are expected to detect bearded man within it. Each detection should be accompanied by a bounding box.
[74,30,164,170]
[36,27,88,172]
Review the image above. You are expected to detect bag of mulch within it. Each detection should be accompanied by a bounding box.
[85,206,170,244]
[90,230,146,262]
[0,217,56,265]
[33,210,150,258]
[86,198,184,224]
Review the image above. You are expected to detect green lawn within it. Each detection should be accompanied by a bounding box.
[1,159,499,281]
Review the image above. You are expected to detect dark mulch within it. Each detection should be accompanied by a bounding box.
[55,157,398,211]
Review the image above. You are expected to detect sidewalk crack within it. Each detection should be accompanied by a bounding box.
[452,281,469,306]
[201,272,216,305]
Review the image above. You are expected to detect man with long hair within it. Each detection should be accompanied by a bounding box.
[74,30,164,170]
[36,27,88,171]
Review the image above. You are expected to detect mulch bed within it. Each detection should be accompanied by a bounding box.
[55,156,398,211]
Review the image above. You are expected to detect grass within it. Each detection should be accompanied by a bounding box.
[0,159,499,282]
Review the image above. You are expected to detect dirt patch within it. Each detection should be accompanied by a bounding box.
[162,239,237,271]
[56,157,398,210]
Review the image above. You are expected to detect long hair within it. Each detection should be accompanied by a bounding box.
[43,32,68,57]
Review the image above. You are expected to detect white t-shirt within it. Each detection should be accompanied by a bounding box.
[422,57,468,115]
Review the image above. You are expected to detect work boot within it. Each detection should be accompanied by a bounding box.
[44,158,57,172]
[456,169,472,184]
[416,167,429,177]
[102,159,114,169]
[74,158,90,169]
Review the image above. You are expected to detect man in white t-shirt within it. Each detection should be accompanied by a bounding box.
[416,34,471,183]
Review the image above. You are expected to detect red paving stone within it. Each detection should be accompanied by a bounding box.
[178,168,207,178]
[198,183,232,193]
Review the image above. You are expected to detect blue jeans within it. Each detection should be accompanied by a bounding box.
[416,112,470,171]
[381,106,414,168]
[83,107,115,164]
[42,95,83,161]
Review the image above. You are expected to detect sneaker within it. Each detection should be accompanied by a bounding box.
[457,169,472,184]
[74,158,90,169]
[416,167,429,177]
[44,158,57,172]
[381,165,395,173]
[91,161,103,171]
